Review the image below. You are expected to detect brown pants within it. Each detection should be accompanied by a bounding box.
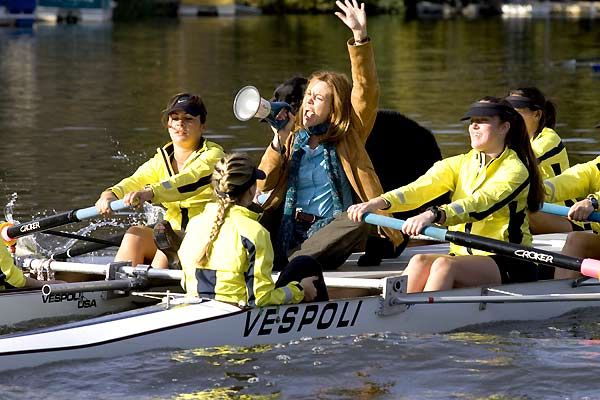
[286,212,369,270]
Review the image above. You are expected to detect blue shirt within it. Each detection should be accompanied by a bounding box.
[296,145,352,217]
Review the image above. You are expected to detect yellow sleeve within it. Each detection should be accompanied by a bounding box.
[441,161,529,226]
[0,244,26,288]
[150,146,224,203]
[250,230,304,307]
[108,156,161,199]
[544,156,600,202]
[532,128,569,179]
[380,155,462,213]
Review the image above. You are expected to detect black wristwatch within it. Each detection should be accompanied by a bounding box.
[426,206,443,224]
[587,195,599,210]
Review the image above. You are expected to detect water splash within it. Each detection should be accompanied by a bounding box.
[4,192,18,223]
[14,203,165,258]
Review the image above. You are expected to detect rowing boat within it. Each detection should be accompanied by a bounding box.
[2,273,600,372]
[0,231,564,330]
[2,207,599,371]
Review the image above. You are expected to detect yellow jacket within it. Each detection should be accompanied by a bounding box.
[1,243,26,290]
[535,130,599,232]
[532,127,569,180]
[108,139,224,230]
[179,203,304,307]
[381,148,532,255]
[545,156,600,232]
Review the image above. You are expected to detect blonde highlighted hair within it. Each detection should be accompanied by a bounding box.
[295,71,353,143]
[196,153,258,265]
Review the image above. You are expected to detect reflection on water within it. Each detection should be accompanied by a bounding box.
[0,16,599,220]
[0,16,599,399]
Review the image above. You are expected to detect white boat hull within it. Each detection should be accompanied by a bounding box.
[0,289,154,330]
[2,278,600,371]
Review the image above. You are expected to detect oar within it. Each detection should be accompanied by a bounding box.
[51,232,125,260]
[0,200,129,246]
[363,213,600,279]
[42,230,121,247]
[541,203,600,223]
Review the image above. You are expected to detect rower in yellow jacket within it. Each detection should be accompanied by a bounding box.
[179,153,328,307]
[95,93,225,269]
[544,154,600,279]
[348,97,545,293]
[504,87,594,236]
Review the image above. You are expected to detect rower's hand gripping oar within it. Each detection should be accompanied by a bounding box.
[0,200,129,246]
[541,203,600,223]
[362,213,600,279]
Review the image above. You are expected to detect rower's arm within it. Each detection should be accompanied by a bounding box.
[250,231,303,307]
[108,157,160,199]
[441,167,529,226]
[380,155,460,213]
[0,244,26,289]
[544,156,600,202]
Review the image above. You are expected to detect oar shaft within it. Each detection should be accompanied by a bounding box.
[2,200,128,241]
[51,232,125,260]
[445,230,582,270]
[541,203,600,223]
[43,230,121,247]
[362,213,600,279]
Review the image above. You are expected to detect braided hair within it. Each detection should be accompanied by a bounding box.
[196,153,258,265]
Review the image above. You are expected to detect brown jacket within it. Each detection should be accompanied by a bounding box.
[258,39,404,247]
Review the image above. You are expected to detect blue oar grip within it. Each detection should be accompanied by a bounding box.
[363,213,447,241]
[541,203,600,223]
[74,199,129,221]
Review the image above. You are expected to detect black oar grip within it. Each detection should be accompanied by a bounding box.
[445,231,583,272]
[4,210,78,240]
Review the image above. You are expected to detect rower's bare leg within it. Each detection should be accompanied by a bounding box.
[114,226,167,268]
[402,254,446,293]
[424,255,501,292]
[556,231,600,279]
[529,211,574,235]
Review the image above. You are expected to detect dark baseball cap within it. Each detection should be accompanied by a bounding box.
[167,95,207,122]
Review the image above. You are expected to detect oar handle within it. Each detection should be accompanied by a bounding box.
[2,199,129,243]
[363,213,447,241]
[541,203,600,223]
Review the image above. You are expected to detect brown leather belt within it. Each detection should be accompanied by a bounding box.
[295,210,321,224]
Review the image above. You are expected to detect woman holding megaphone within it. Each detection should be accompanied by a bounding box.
[257,0,404,270]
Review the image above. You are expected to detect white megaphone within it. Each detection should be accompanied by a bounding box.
[233,86,291,131]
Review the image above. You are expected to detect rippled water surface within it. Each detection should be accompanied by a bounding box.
[1,14,600,399]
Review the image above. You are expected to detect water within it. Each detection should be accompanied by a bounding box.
[1,15,600,398]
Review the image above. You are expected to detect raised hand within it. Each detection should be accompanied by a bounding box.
[334,0,368,42]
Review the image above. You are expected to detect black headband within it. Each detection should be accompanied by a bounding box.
[460,102,515,121]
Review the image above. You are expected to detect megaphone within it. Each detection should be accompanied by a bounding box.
[233,85,292,131]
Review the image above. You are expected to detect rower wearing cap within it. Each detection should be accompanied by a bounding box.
[504,88,596,242]
[95,93,225,269]
[179,153,328,306]
[348,97,544,293]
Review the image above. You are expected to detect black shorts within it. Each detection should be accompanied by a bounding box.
[489,254,539,284]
